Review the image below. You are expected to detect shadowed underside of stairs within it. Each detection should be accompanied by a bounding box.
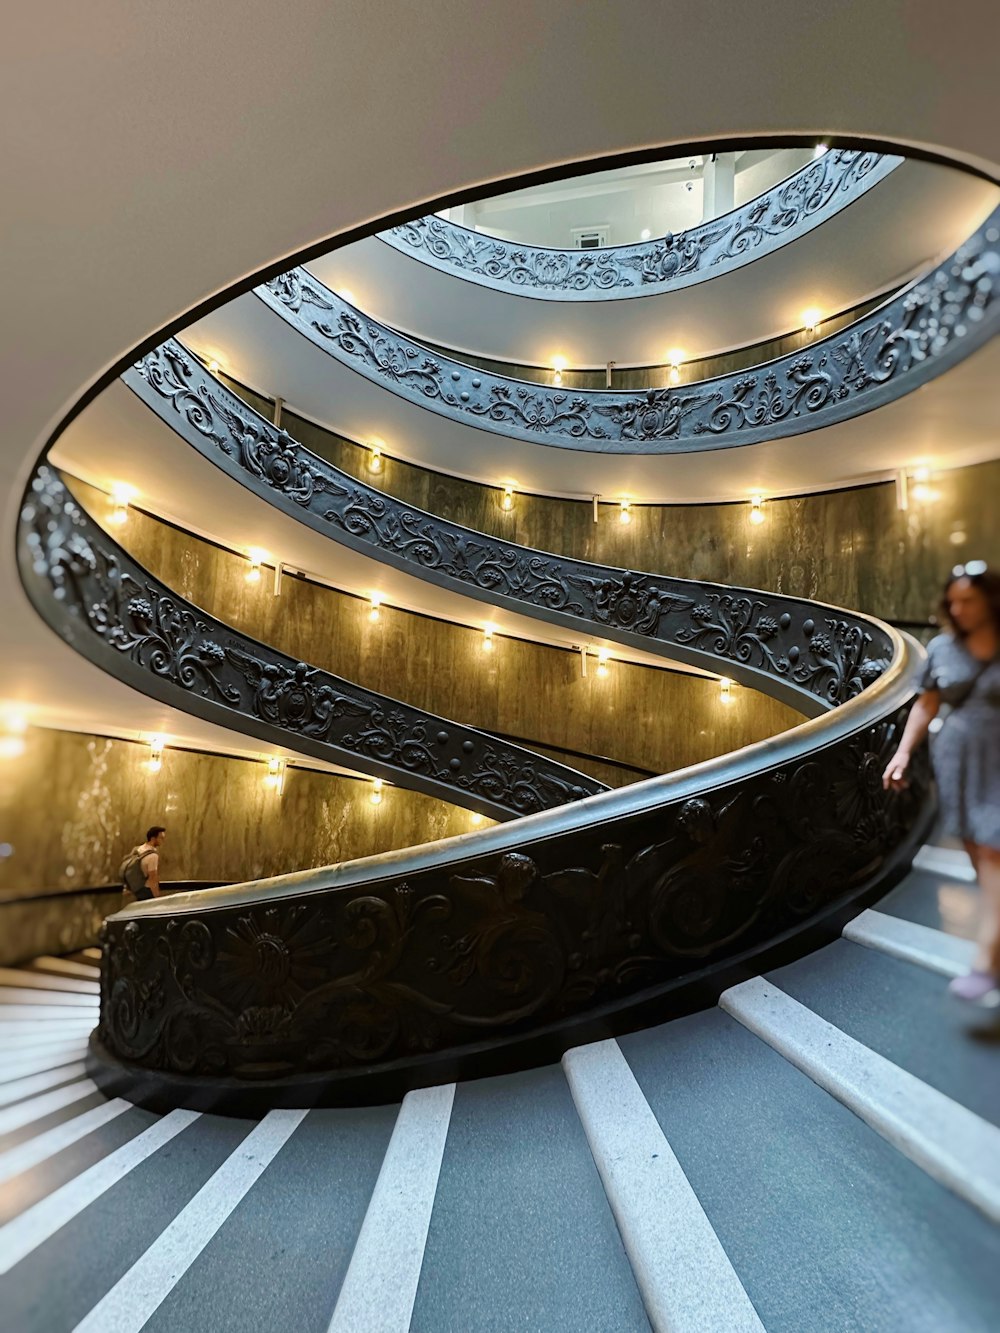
[0,848,997,1333]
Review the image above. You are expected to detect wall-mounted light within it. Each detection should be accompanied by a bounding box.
[640,228,651,241]
[146,735,166,775]
[802,307,821,334]
[470,812,484,826]
[501,485,515,512]
[596,648,611,679]
[749,494,765,526]
[108,482,135,527]
[551,356,567,387]
[245,546,269,584]
[264,756,286,794]
[207,358,222,375]
[814,142,828,158]
[666,349,684,386]
[719,676,734,704]
[0,706,28,760]
[619,500,632,525]
[370,776,383,806]
[368,440,384,473]
[909,465,940,504]
[368,594,382,623]
[482,623,495,652]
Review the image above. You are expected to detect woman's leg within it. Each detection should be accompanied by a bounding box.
[973,843,1000,975]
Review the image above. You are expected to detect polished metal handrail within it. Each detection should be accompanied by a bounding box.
[256,204,1000,451]
[378,150,902,300]
[18,466,604,820]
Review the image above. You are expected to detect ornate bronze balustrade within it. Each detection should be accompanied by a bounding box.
[18,466,603,820]
[256,204,1000,451]
[125,342,895,715]
[379,150,902,299]
[91,641,930,1109]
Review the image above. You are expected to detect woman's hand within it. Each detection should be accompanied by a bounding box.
[882,750,911,790]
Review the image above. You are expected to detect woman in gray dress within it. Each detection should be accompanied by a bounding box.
[883,561,1000,1001]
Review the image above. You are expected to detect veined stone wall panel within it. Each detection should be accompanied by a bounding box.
[0,728,480,900]
[69,479,802,784]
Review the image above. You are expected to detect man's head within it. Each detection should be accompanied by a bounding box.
[146,825,167,847]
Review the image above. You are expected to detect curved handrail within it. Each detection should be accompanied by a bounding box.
[378,150,903,300]
[91,623,930,1104]
[125,342,895,715]
[18,466,604,820]
[67,357,939,1103]
[256,205,1000,452]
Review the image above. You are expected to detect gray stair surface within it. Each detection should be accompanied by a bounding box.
[1,863,998,1333]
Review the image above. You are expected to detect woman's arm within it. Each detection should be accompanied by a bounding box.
[144,850,162,898]
[882,689,941,789]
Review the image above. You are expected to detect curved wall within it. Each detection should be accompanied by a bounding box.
[274,411,1000,625]
[69,478,802,784]
[0,727,480,900]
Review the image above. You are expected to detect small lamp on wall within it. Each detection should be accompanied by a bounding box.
[146,735,166,774]
[749,494,765,526]
[263,756,286,794]
[719,676,734,704]
[370,776,384,806]
[666,349,684,386]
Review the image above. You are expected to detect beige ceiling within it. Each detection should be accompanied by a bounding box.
[2,1,998,746]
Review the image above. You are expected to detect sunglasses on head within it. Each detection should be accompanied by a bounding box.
[951,560,988,578]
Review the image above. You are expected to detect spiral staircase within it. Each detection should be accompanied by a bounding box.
[3,6,1000,1331]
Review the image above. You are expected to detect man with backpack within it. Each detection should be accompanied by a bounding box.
[120,826,167,903]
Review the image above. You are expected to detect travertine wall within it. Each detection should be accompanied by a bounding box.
[0,728,479,897]
[281,406,1000,625]
[70,479,801,786]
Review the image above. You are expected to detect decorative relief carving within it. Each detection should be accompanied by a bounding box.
[255,203,1000,452]
[126,344,895,707]
[379,151,902,299]
[97,705,930,1079]
[18,466,602,818]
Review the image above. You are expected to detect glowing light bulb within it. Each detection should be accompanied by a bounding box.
[749,494,765,526]
[338,288,356,306]
[552,356,567,387]
[640,228,651,241]
[471,812,484,826]
[246,546,268,584]
[370,777,383,806]
[719,677,734,704]
[814,143,828,158]
[501,485,514,512]
[1,707,29,734]
[369,444,383,473]
[146,736,165,774]
[369,594,382,623]
[108,482,135,527]
[802,307,821,333]
[207,358,221,375]
[596,648,610,679]
[264,756,286,793]
[666,349,684,386]
[482,624,495,652]
[619,500,632,525]
[0,736,26,760]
